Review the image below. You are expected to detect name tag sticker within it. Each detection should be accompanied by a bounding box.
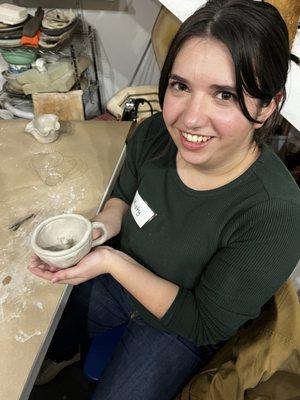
[131,190,156,228]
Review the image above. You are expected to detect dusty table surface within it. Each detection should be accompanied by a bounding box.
[0,119,131,400]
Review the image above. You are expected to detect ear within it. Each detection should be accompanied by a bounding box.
[253,97,277,129]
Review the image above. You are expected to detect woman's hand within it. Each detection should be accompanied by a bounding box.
[29,245,179,319]
[28,247,112,285]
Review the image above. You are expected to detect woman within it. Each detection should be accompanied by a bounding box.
[29,1,300,399]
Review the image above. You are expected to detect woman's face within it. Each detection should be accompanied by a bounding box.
[163,37,265,173]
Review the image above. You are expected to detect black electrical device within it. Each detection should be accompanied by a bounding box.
[122,98,153,121]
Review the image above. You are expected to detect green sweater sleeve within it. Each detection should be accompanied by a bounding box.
[160,199,300,346]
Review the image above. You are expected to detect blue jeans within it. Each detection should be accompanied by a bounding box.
[47,274,218,400]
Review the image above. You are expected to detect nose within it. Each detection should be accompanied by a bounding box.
[182,94,210,131]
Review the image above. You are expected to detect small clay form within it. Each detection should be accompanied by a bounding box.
[25,114,60,143]
[31,214,108,269]
[2,276,12,285]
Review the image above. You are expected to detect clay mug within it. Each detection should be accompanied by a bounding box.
[25,114,60,144]
[31,213,107,269]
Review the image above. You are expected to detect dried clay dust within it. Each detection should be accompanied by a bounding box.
[0,150,91,343]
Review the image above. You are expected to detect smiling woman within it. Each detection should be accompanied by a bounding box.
[29,1,300,400]
[163,37,269,189]
[159,0,293,145]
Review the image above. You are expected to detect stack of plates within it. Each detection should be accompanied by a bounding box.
[0,4,29,47]
[1,48,37,97]
[2,70,25,95]
[0,16,33,47]
[39,9,78,50]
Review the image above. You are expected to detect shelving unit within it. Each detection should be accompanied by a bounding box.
[68,25,103,117]
[0,1,103,119]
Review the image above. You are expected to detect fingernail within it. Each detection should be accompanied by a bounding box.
[51,279,57,284]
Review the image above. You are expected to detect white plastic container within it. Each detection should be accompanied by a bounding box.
[0,3,27,25]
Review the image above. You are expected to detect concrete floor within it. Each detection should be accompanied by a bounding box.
[29,362,96,400]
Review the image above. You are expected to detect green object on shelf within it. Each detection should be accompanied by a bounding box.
[1,49,37,65]
[17,56,91,95]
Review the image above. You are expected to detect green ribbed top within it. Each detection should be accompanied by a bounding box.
[112,113,300,346]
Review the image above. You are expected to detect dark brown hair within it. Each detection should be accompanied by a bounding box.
[159,0,298,144]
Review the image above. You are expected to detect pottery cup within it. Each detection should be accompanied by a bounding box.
[25,114,60,144]
[31,214,107,269]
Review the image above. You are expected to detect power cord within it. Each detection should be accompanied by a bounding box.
[122,97,154,121]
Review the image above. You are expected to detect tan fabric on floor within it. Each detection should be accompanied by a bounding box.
[176,280,300,400]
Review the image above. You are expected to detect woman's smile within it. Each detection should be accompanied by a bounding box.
[180,131,214,150]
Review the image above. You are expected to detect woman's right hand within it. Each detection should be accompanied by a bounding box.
[28,246,112,285]
[28,254,61,273]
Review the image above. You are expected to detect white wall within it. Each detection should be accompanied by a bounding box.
[82,0,161,104]
[0,0,161,106]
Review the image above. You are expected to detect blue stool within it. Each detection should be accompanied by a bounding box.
[82,323,127,382]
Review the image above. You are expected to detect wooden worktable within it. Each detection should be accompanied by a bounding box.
[0,119,131,400]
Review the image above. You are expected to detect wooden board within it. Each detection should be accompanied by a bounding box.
[32,90,85,121]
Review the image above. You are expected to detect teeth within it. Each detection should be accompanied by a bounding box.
[182,132,211,143]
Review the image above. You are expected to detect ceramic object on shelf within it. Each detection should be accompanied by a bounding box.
[0,4,27,25]
[0,109,13,119]
[2,70,24,92]
[0,37,21,47]
[4,99,34,118]
[31,214,108,269]
[0,26,22,39]
[42,9,76,30]
[8,63,31,73]
[25,114,61,143]
[1,49,37,65]
[0,14,30,31]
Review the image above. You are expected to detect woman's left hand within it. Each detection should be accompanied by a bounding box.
[28,247,112,285]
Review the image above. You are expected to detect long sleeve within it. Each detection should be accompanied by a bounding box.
[160,200,300,345]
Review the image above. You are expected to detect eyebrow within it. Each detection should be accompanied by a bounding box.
[169,74,189,85]
[210,84,237,93]
[169,74,237,93]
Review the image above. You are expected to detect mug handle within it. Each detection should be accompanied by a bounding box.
[91,221,108,247]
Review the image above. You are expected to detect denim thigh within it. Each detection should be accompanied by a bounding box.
[49,274,211,400]
[47,274,132,359]
[92,315,208,400]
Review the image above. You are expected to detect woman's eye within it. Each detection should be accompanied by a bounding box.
[169,81,188,92]
[216,91,235,101]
